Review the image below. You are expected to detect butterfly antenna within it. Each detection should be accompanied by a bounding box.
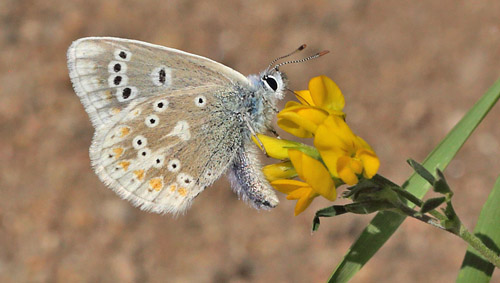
[266,44,307,73]
[273,50,329,71]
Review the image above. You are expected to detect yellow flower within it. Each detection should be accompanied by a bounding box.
[252,134,302,160]
[262,161,297,181]
[295,75,345,114]
[270,149,336,215]
[277,75,345,138]
[277,102,329,138]
[314,115,380,185]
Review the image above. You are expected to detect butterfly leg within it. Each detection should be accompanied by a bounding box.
[268,127,280,139]
[227,146,279,209]
[262,96,279,114]
[243,117,269,157]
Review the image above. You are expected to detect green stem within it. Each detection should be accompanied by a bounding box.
[401,205,500,267]
[390,187,448,221]
[394,203,445,230]
[458,224,500,268]
[428,209,447,222]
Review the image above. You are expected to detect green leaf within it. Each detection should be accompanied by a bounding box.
[315,205,348,217]
[312,206,348,232]
[420,197,446,214]
[328,77,500,283]
[434,177,451,195]
[407,159,436,184]
[457,176,500,283]
[312,216,321,232]
[434,169,452,195]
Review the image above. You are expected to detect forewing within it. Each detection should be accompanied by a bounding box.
[67,37,247,214]
[67,37,248,128]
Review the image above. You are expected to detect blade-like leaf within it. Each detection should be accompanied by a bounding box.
[329,77,500,283]
[434,169,452,194]
[407,159,436,184]
[316,205,348,217]
[434,176,452,195]
[456,176,500,283]
[313,206,348,232]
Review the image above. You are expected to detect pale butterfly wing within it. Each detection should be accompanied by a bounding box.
[67,37,249,128]
[90,85,242,213]
[68,37,250,214]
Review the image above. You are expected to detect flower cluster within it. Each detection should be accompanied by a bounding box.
[257,75,380,215]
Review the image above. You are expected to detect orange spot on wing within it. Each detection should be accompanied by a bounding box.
[105,90,113,100]
[170,183,177,192]
[119,161,130,171]
[111,108,121,115]
[177,187,187,196]
[120,127,130,137]
[113,148,124,159]
[134,169,145,181]
[149,177,163,192]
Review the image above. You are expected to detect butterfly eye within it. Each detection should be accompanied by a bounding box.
[263,75,278,91]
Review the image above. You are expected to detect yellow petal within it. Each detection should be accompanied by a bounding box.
[337,156,359,185]
[277,107,328,136]
[299,107,329,126]
[262,161,297,181]
[358,148,380,178]
[314,116,352,176]
[287,186,310,200]
[252,134,298,160]
[294,188,319,216]
[308,75,345,113]
[316,149,341,178]
[288,149,305,180]
[350,158,363,175]
[314,115,354,152]
[287,149,337,201]
[294,90,315,106]
[355,135,374,151]
[277,118,313,138]
[300,151,336,201]
[284,100,302,108]
[270,179,307,194]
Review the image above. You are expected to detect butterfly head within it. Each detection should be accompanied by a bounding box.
[260,70,287,99]
[258,45,329,100]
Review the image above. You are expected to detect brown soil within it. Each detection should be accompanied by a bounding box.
[1,1,499,282]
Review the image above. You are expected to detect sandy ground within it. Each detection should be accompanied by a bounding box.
[1,0,500,282]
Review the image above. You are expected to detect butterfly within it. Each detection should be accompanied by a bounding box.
[67,37,323,215]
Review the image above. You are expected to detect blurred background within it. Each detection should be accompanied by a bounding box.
[1,0,500,282]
